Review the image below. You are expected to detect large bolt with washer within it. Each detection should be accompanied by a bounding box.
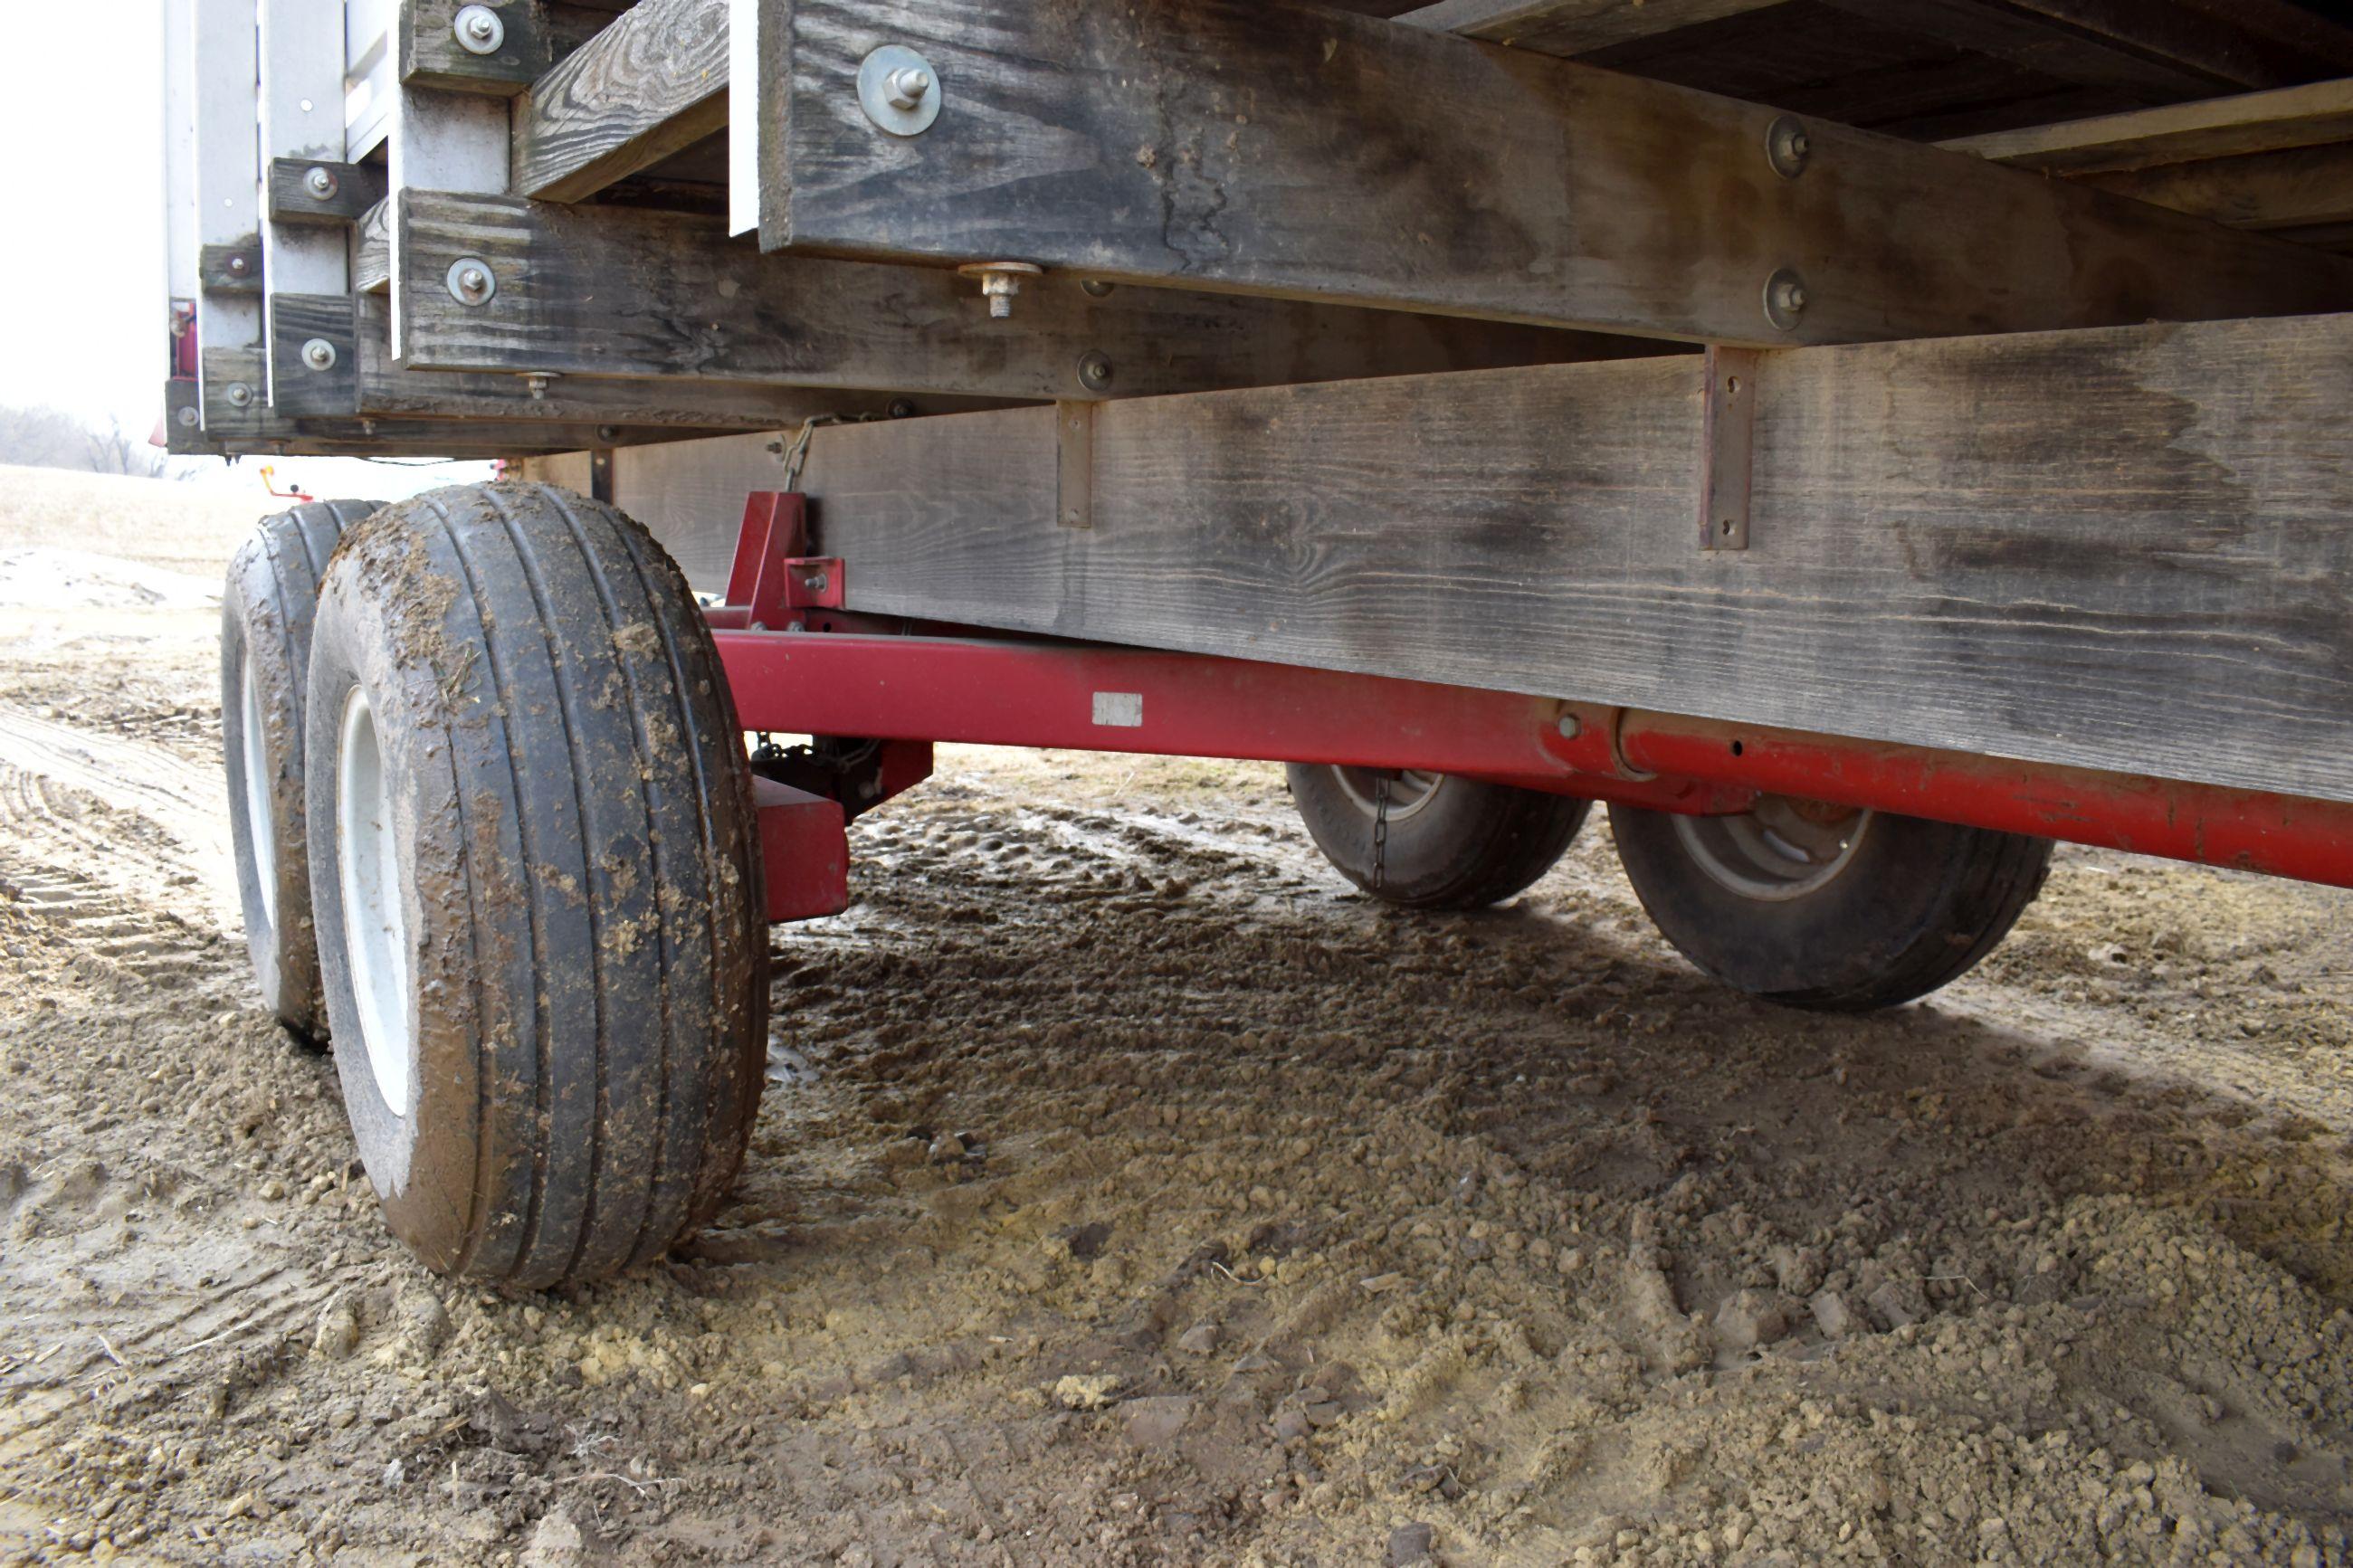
[224,383,254,409]
[454,5,505,54]
[305,166,339,201]
[301,338,338,372]
[447,257,497,306]
[885,67,933,110]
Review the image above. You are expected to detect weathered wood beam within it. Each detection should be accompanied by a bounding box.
[198,347,741,455]
[392,190,1653,399]
[754,0,2353,347]
[516,0,729,201]
[1396,0,1781,54]
[351,293,1005,427]
[401,0,555,95]
[1946,79,2353,176]
[268,294,358,417]
[781,312,2353,806]
[267,157,391,224]
[357,201,392,293]
[2078,143,2353,232]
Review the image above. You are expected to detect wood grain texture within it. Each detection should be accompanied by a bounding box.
[2081,142,2353,231]
[267,158,390,225]
[199,240,263,296]
[516,0,729,201]
[266,293,357,417]
[200,346,736,456]
[1946,79,2353,175]
[350,293,1004,427]
[1396,0,1780,53]
[757,0,2353,347]
[393,191,1653,397]
[401,0,555,95]
[356,201,392,293]
[790,314,2353,805]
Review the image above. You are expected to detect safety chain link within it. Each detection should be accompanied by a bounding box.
[1372,773,1393,892]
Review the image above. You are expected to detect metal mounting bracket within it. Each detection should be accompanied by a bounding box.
[1700,347,1761,553]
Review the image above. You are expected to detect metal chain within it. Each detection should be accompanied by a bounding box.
[1372,773,1393,892]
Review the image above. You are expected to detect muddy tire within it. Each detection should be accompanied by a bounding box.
[1609,800,2051,1012]
[1286,765,1590,909]
[305,482,767,1289]
[221,499,381,1040]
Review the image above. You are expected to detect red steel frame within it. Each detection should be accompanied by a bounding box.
[714,496,2353,895]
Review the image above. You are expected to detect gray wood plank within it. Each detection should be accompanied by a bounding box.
[392,191,1655,399]
[515,0,730,201]
[1396,0,1783,54]
[267,158,391,224]
[787,313,2353,805]
[401,0,555,95]
[757,0,2353,347]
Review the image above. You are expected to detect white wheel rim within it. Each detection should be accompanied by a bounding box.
[1330,766,1447,824]
[239,651,277,927]
[336,686,414,1113]
[1673,796,1872,902]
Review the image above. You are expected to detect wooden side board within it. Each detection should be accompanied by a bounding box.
[754,0,2353,347]
[391,191,1658,400]
[515,0,729,200]
[781,312,2353,805]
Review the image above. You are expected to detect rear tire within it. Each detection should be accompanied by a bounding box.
[1609,799,2051,1012]
[306,482,767,1288]
[1287,765,1589,910]
[221,499,380,1040]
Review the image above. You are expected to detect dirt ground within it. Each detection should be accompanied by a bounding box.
[0,468,2349,1567]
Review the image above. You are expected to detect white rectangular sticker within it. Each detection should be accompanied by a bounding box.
[1092,692,1145,728]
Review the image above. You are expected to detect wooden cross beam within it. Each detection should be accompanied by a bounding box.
[750,0,2353,346]
[388,190,1652,401]
[514,0,729,202]
[774,310,2353,807]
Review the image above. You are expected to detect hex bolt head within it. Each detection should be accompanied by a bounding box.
[1763,268,1810,332]
[807,572,831,594]
[1558,714,1583,742]
[301,338,338,372]
[886,67,933,109]
[176,406,200,430]
[959,261,1043,320]
[224,383,254,409]
[1077,352,1115,392]
[1767,116,1812,180]
[858,45,943,137]
[454,4,505,54]
[225,254,250,277]
[447,257,497,306]
[305,166,340,201]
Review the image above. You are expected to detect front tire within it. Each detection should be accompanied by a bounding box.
[1287,765,1589,910]
[222,499,380,1040]
[306,482,767,1288]
[1609,798,2051,1012]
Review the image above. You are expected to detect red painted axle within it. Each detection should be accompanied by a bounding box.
[712,627,2353,889]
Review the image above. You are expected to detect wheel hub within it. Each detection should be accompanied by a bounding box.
[1329,766,1446,824]
[1672,795,1872,901]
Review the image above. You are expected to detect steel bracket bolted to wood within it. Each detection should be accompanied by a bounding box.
[1699,347,1761,552]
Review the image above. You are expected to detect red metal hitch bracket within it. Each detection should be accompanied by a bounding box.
[716,492,844,629]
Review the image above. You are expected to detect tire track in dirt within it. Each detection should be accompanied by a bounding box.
[0,702,235,932]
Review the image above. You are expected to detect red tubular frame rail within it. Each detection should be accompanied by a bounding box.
[710,495,2353,891]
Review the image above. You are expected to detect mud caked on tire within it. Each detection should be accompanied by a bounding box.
[1609,799,2052,1012]
[1287,765,1590,910]
[306,482,767,1288]
[222,499,381,1039]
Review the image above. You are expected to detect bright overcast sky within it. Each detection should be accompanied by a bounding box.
[0,4,176,427]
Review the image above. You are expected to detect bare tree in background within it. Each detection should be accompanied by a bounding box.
[0,405,182,480]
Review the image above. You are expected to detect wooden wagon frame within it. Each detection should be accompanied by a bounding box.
[167,0,2353,891]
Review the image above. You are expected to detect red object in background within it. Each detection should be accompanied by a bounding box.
[259,466,316,504]
[710,493,2353,889]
